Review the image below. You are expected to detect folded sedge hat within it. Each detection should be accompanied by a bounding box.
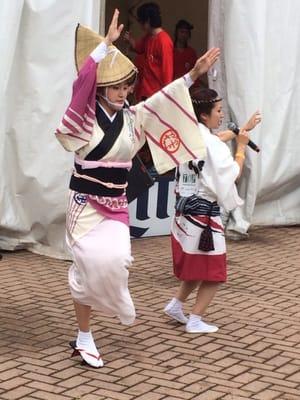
[75,24,137,87]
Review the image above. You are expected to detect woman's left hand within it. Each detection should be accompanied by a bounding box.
[244,111,262,131]
[105,9,124,46]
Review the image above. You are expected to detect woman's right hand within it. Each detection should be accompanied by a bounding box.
[235,128,249,178]
[235,128,250,147]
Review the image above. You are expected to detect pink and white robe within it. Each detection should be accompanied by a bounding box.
[55,41,205,324]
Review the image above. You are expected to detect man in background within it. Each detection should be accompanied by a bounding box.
[125,2,173,102]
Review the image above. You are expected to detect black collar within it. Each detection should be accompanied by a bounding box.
[84,103,124,161]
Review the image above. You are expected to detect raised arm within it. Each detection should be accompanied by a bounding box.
[55,9,124,152]
[104,8,124,46]
[189,47,220,83]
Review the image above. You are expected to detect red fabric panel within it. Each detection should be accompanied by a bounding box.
[171,235,227,282]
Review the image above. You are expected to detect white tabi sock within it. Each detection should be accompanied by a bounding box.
[76,330,103,368]
[164,297,188,324]
[76,330,97,352]
[186,314,218,333]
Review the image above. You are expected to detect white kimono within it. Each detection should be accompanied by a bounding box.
[171,123,243,282]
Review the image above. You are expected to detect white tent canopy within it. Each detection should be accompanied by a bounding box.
[0,0,299,258]
[208,0,300,234]
[0,0,104,258]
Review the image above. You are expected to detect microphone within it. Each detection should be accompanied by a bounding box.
[227,122,260,153]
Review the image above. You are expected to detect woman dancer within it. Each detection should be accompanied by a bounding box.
[164,87,261,333]
[55,10,220,366]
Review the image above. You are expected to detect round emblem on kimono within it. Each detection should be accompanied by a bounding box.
[160,129,181,153]
[74,193,87,205]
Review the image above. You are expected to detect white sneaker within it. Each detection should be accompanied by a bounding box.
[164,299,188,324]
[186,314,218,333]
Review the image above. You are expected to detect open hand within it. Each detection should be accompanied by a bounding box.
[105,9,124,45]
[190,47,220,81]
[244,111,262,131]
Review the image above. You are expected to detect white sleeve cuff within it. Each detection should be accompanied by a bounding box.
[90,42,108,63]
[183,73,195,88]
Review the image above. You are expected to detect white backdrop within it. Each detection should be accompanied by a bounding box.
[208,0,300,236]
[0,0,103,258]
[1,0,299,258]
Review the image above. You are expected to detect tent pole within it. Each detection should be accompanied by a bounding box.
[99,0,106,35]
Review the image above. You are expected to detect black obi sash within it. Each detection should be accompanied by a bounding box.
[69,103,128,197]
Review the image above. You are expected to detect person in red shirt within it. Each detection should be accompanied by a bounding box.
[125,2,173,101]
[173,19,198,80]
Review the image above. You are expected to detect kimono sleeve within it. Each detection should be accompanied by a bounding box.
[130,77,206,174]
[200,127,244,211]
[55,57,98,152]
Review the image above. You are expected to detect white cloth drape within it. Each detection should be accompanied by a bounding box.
[208,0,300,235]
[0,0,103,258]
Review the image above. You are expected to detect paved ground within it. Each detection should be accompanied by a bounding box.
[0,226,299,400]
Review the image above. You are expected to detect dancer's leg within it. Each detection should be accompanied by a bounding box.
[70,301,103,367]
[186,281,219,333]
[177,280,199,302]
[73,301,91,332]
[164,280,199,324]
[192,281,219,315]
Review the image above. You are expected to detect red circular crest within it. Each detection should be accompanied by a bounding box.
[160,129,181,153]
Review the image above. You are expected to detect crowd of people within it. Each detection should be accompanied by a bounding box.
[55,4,261,368]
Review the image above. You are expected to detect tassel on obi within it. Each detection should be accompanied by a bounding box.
[198,201,215,252]
[198,224,215,252]
[175,195,219,252]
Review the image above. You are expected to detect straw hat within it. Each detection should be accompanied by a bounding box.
[75,24,137,87]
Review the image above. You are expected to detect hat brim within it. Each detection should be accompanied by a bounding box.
[75,24,137,87]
